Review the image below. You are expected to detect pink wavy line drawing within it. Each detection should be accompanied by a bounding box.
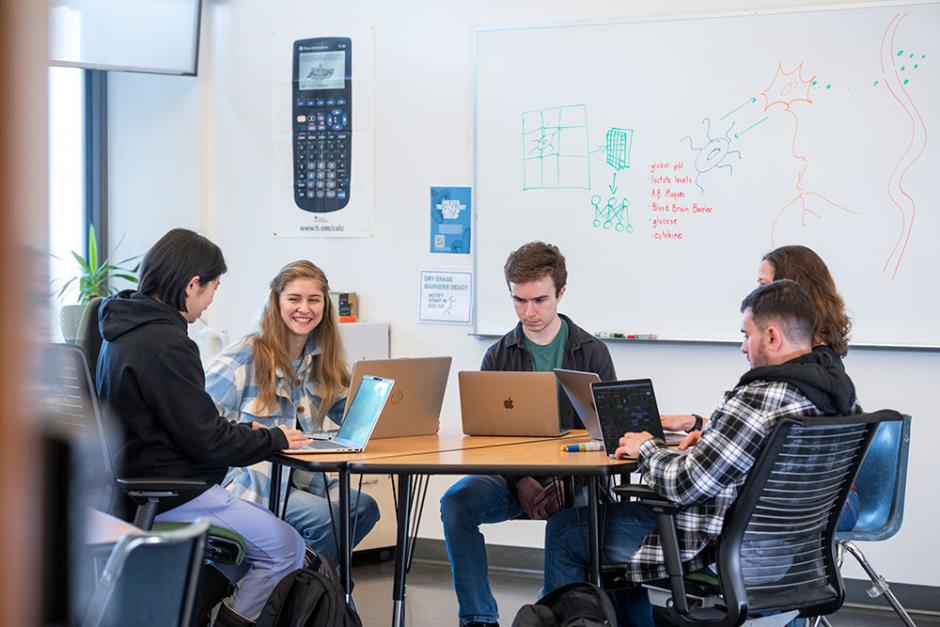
[879,13,928,280]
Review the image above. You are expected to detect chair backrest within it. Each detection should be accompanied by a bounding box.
[714,410,903,624]
[43,343,118,512]
[83,517,210,627]
[77,296,106,389]
[839,415,911,542]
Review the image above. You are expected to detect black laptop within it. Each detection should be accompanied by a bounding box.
[590,378,666,457]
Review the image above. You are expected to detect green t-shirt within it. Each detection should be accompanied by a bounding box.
[524,318,569,373]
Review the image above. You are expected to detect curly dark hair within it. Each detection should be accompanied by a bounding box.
[762,245,851,356]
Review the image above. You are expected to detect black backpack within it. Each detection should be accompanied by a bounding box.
[512,582,618,627]
[255,553,362,627]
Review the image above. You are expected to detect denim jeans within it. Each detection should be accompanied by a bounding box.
[156,484,306,620]
[543,501,658,627]
[440,475,525,625]
[284,471,380,566]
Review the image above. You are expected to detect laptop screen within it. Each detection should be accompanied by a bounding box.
[591,379,666,455]
[336,375,394,446]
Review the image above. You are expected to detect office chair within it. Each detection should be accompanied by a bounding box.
[45,343,246,565]
[604,410,903,627]
[84,517,210,627]
[833,415,915,627]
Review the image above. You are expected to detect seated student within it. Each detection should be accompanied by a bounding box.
[440,241,616,627]
[542,280,859,626]
[96,229,310,627]
[205,260,379,565]
[664,245,860,530]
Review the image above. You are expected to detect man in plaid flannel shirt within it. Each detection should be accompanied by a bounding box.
[542,279,858,626]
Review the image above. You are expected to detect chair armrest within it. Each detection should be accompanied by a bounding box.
[116,478,208,498]
[613,484,681,513]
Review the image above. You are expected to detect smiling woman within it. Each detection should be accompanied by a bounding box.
[204,260,380,565]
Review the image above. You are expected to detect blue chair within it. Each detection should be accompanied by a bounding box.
[84,518,210,627]
[834,415,915,627]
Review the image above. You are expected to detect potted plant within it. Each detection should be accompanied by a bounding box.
[57,225,140,342]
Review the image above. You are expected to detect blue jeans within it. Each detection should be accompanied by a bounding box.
[156,484,306,620]
[441,475,525,625]
[284,471,380,566]
[544,501,658,627]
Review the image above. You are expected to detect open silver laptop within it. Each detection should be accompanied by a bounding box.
[285,375,394,454]
[459,371,568,437]
[344,357,451,438]
[553,369,603,440]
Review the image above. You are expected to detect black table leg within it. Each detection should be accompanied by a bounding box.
[338,469,353,602]
[268,460,283,515]
[392,474,413,627]
[588,476,601,586]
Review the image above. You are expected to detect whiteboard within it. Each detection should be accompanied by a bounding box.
[474,2,939,347]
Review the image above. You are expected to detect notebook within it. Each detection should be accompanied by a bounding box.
[553,368,603,440]
[344,356,451,438]
[458,371,569,437]
[590,378,667,457]
[285,375,394,454]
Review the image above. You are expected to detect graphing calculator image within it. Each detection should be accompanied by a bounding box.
[292,37,352,212]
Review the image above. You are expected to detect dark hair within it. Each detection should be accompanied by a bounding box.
[138,229,227,310]
[741,279,816,346]
[762,245,851,356]
[504,241,567,295]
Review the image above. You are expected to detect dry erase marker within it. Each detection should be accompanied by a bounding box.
[561,442,604,452]
[595,332,658,340]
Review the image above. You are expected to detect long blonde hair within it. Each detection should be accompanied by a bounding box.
[252,260,349,415]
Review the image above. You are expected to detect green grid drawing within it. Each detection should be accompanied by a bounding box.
[605,128,634,170]
[521,104,591,190]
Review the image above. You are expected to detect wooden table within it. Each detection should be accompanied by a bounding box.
[85,507,141,546]
[349,434,636,626]
[270,431,585,602]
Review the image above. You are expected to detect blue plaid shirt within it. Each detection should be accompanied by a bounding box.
[205,335,346,509]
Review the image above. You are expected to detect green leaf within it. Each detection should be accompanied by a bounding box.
[71,250,92,274]
[87,225,99,271]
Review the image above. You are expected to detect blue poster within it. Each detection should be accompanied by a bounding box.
[430,186,471,254]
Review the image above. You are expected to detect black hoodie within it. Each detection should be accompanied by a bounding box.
[97,290,288,512]
[737,345,857,415]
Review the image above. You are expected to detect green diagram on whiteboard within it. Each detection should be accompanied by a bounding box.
[522,105,591,190]
[605,128,634,170]
[591,194,633,232]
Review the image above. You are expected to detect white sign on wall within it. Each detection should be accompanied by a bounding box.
[418,268,473,324]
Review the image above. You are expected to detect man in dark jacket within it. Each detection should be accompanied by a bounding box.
[97,229,311,626]
[440,242,616,627]
[543,279,859,626]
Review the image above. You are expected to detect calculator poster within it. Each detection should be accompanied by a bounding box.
[429,186,471,254]
[270,29,376,238]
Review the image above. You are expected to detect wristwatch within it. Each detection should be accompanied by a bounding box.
[691,413,705,432]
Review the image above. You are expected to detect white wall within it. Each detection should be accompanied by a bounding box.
[109,0,940,587]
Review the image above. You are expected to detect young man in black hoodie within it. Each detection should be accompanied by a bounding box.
[97,229,311,626]
[542,279,859,626]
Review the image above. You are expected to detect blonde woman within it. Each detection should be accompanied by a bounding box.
[206,260,379,564]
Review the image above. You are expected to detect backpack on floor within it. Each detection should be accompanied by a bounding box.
[512,582,618,627]
[255,553,362,627]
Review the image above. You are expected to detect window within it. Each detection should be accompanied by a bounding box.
[48,66,85,341]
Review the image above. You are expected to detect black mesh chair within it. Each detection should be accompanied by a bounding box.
[84,517,210,627]
[609,410,904,627]
[45,343,246,565]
